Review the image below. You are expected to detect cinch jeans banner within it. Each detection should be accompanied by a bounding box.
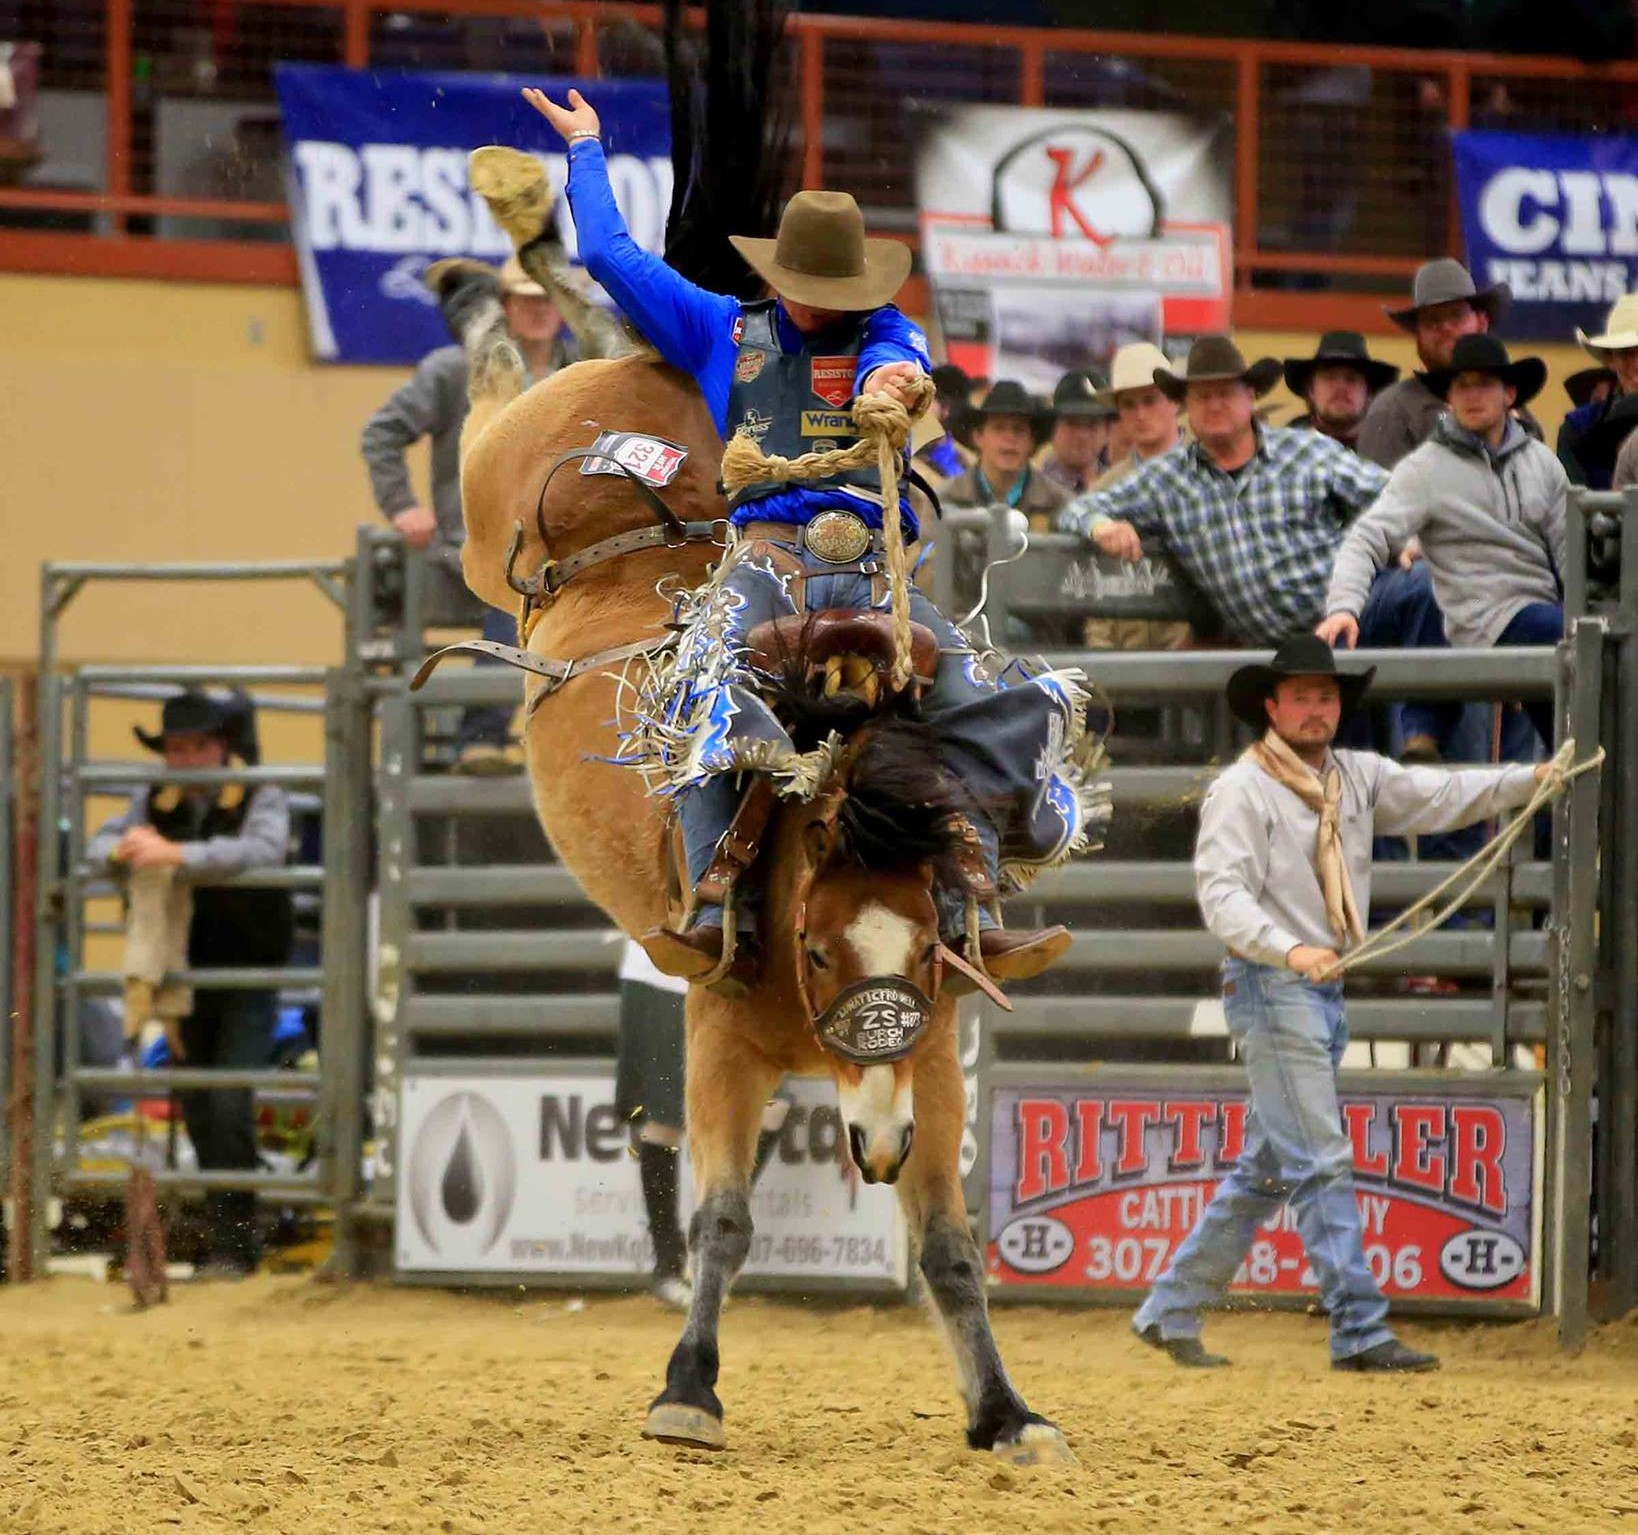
[1453,129,1638,343]
[273,64,670,364]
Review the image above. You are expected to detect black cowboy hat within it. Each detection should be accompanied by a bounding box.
[1564,364,1618,410]
[1154,335,1283,402]
[1282,331,1400,398]
[1051,369,1117,420]
[1385,258,1511,332]
[133,687,258,759]
[1226,634,1375,730]
[1415,333,1547,408]
[929,363,972,406]
[960,378,1055,445]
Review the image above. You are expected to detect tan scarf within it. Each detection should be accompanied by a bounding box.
[1243,729,1363,949]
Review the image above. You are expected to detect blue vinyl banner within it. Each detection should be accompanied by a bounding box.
[1453,130,1638,342]
[273,64,670,364]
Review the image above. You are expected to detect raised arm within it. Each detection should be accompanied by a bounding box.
[524,87,733,379]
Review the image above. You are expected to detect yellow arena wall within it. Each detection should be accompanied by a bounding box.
[0,272,1593,683]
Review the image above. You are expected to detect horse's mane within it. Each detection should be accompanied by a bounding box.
[769,665,974,884]
[662,0,791,297]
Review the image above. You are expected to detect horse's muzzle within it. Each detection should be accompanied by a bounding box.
[848,1119,915,1184]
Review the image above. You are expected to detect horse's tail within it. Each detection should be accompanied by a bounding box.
[662,0,792,297]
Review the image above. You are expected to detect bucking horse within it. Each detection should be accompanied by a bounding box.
[414,2,1103,1464]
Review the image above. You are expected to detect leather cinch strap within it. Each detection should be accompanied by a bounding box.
[409,634,673,716]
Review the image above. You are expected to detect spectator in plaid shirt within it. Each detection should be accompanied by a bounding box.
[1056,336,1445,669]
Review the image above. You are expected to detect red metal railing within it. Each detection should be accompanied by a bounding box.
[4,0,1638,329]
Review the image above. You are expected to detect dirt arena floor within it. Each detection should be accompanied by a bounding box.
[2,1278,1637,1535]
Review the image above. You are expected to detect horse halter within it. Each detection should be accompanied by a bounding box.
[790,790,942,1066]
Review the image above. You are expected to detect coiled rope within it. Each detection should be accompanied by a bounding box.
[718,374,934,691]
[1316,738,1605,981]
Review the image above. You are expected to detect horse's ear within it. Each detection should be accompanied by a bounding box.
[803,818,833,868]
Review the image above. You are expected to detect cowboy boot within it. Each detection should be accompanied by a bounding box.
[939,816,1071,990]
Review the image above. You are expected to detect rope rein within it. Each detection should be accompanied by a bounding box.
[717,373,935,692]
[1316,738,1605,981]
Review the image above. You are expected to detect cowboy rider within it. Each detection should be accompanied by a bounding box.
[524,87,1087,988]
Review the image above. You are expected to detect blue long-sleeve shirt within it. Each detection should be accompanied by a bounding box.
[565,139,931,531]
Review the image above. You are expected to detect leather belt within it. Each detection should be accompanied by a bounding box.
[736,518,906,561]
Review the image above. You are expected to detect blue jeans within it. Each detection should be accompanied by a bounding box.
[455,606,517,750]
[1497,601,1563,750]
[1134,960,1394,1362]
[1354,562,1446,746]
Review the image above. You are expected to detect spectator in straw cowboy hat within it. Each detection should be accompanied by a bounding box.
[1037,369,1117,496]
[942,379,1068,528]
[1283,331,1400,454]
[1322,334,1566,753]
[1080,341,1192,651]
[1058,335,1438,656]
[1558,293,1638,489]
[362,254,576,775]
[1358,258,1540,469]
[1133,634,1552,1372]
[86,689,293,1277]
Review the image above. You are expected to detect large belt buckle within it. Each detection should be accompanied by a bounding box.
[803,509,872,564]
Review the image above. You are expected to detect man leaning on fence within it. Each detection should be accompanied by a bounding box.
[87,689,293,1277]
[361,255,575,774]
[1133,635,1553,1373]
[1319,335,1566,754]
[1054,335,1444,671]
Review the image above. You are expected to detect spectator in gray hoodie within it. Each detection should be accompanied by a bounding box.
[361,256,575,772]
[1320,335,1565,749]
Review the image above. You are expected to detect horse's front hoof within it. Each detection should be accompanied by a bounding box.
[643,1402,726,1451]
[991,1421,1076,1467]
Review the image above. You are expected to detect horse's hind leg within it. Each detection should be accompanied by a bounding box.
[422,258,525,451]
[467,146,631,361]
[895,1024,1075,1466]
[643,1000,778,1451]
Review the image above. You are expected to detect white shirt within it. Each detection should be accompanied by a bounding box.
[1195,749,1538,966]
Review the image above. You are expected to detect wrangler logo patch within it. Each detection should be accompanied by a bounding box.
[810,355,857,408]
[801,409,853,436]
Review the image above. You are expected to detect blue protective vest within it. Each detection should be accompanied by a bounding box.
[725,301,883,512]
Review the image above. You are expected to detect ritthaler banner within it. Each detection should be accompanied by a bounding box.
[273,65,670,365]
[396,1067,907,1291]
[913,104,1232,392]
[985,1069,1541,1312]
[1453,130,1638,342]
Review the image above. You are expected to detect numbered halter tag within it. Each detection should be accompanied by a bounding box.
[816,977,933,1064]
[578,430,690,488]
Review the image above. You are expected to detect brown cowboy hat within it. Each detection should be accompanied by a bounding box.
[1226,634,1375,730]
[1385,258,1510,332]
[1282,331,1400,398]
[729,191,911,311]
[1154,335,1282,402]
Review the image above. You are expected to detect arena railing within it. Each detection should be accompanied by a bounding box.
[0,675,14,1246]
[13,529,415,1279]
[6,1,1638,325]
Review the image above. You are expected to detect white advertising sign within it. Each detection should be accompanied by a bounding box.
[914,105,1233,391]
[396,1069,907,1289]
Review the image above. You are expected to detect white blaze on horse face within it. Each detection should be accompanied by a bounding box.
[837,1063,916,1184]
[843,901,920,978]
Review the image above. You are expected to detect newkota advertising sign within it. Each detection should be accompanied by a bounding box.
[1454,130,1638,343]
[396,1065,907,1292]
[273,65,670,364]
[913,104,1232,392]
[985,1067,1542,1314]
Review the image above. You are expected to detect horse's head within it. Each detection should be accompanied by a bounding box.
[791,717,977,1186]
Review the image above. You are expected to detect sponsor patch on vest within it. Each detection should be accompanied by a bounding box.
[734,348,768,384]
[577,430,689,488]
[801,409,853,436]
[730,314,745,345]
[810,355,858,408]
[736,408,774,444]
